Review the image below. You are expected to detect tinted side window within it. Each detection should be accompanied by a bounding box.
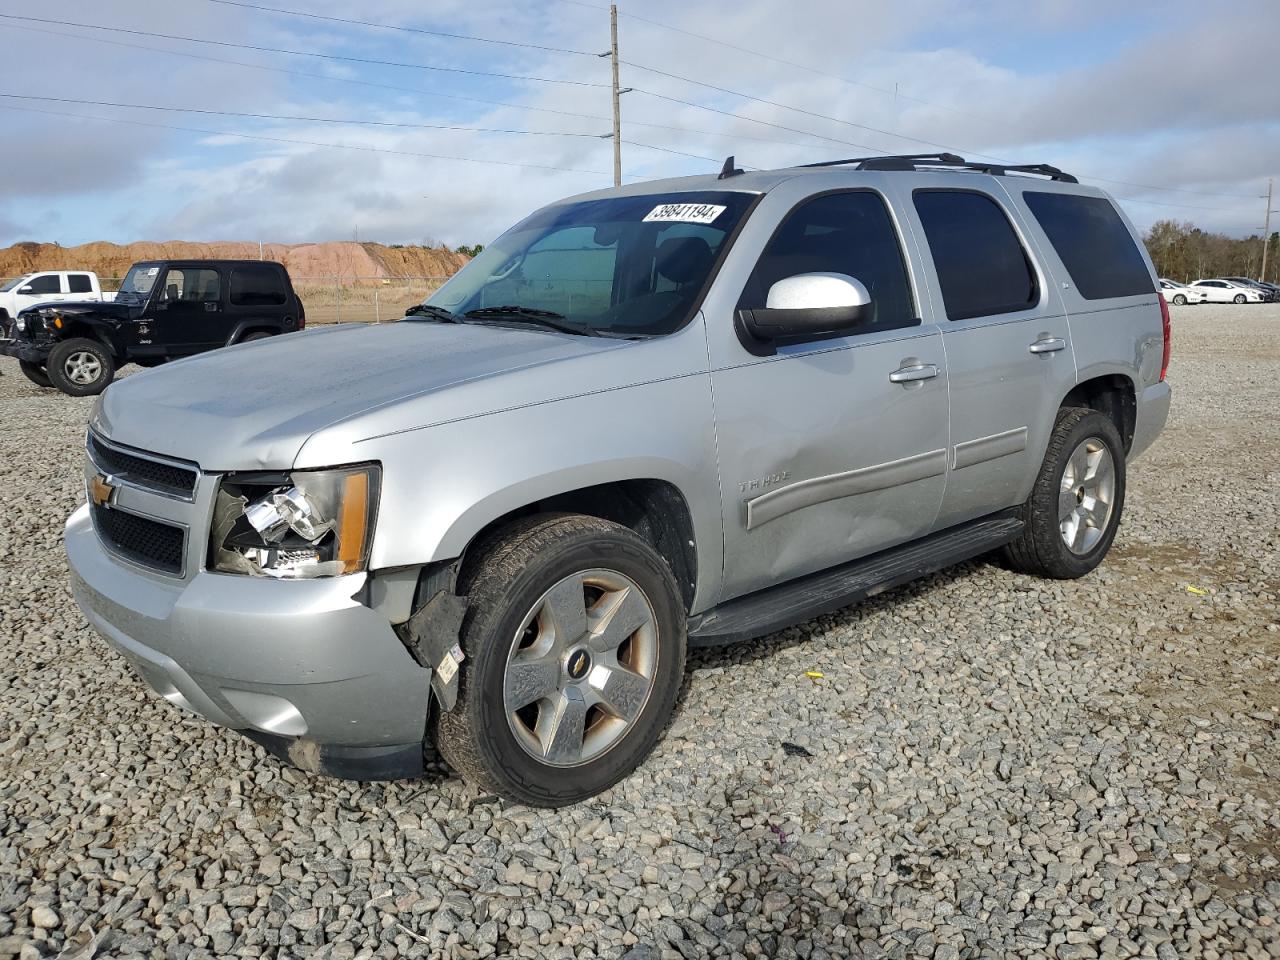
[740,191,916,331]
[913,190,1038,320]
[230,265,288,306]
[160,268,221,304]
[1023,192,1151,300]
[25,275,61,294]
[68,274,93,293]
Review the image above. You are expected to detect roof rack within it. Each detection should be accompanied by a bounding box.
[798,152,1078,183]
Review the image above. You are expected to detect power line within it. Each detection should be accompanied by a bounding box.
[0,93,610,140]
[6,22,832,152]
[0,103,611,175]
[0,14,606,88]
[199,0,597,57]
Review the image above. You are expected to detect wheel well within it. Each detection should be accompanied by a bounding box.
[461,480,699,611]
[236,326,278,342]
[1062,375,1136,451]
[56,325,118,358]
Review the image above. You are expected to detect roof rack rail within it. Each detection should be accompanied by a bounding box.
[798,153,1078,183]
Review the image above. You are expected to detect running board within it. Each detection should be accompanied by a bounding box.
[687,512,1023,647]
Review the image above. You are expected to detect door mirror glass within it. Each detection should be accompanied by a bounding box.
[738,272,872,349]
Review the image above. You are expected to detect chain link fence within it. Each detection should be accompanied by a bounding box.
[2,275,451,324]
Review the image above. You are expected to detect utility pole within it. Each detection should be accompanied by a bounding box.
[609,4,621,187]
[1261,178,1274,283]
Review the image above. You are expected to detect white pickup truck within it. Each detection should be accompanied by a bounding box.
[0,270,114,320]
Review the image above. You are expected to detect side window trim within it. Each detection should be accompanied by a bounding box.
[911,186,1044,323]
[735,187,921,351]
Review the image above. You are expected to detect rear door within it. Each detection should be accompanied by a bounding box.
[706,180,950,601]
[900,176,1075,529]
[150,266,227,352]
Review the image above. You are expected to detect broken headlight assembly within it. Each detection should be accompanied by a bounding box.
[209,465,380,578]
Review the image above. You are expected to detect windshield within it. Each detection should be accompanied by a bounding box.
[0,275,32,292]
[117,263,162,301]
[422,191,757,337]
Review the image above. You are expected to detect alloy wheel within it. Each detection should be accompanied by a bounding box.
[1058,437,1116,555]
[503,568,659,767]
[63,351,102,385]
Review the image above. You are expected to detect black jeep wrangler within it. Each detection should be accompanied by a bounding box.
[0,259,305,396]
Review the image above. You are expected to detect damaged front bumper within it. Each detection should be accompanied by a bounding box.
[66,502,448,780]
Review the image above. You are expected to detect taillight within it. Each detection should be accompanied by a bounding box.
[1158,293,1171,381]
[297,299,306,330]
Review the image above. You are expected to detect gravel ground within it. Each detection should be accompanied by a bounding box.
[1,304,1277,960]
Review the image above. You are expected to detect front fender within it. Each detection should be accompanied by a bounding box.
[315,374,725,613]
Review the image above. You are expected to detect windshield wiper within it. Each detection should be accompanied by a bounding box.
[463,305,600,337]
[404,304,460,323]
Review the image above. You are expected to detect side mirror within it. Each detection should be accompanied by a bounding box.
[18,285,34,294]
[736,273,872,354]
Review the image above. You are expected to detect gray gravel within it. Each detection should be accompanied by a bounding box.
[1,304,1278,959]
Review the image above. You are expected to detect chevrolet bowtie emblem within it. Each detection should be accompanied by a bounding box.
[89,473,116,507]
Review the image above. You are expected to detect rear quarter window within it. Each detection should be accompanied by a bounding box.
[229,265,288,306]
[1023,192,1153,300]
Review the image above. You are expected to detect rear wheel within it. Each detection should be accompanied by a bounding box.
[46,338,116,397]
[1002,407,1126,579]
[240,331,275,343]
[18,361,52,388]
[1234,293,1247,304]
[435,513,686,807]
[1171,294,1187,305]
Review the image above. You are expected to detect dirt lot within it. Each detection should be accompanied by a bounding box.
[0,304,1276,959]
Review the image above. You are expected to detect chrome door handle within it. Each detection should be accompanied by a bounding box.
[1028,337,1067,354]
[888,363,939,383]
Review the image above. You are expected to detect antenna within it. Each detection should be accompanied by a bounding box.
[718,155,744,180]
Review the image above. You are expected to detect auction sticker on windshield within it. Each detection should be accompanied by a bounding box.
[643,203,727,224]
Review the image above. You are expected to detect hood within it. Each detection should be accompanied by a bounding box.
[18,300,139,320]
[94,321,637,470]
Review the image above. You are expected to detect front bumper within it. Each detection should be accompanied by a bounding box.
[0,338,52,363]
[66,503,433,779]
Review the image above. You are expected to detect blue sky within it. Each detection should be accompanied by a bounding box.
[1,0,1277,248]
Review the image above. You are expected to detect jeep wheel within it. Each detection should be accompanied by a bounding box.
[47,338,116,397]
[1171,294,1187,305]
[18,361,52,388]
[436,513,686,807]
[1002,407,1126,579]
[240,331,274,343]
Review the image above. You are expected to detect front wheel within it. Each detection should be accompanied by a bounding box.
[1172,294,1187,305]
[436,513,686,807]
[1234,294,1247,304]
[18,361,52,388]
[1002,407,1126,579]
[47,338,116,396]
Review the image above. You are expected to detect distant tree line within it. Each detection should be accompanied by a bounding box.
[1143,220,1278,283]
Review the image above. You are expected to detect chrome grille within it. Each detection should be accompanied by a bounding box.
[87,433,197,499]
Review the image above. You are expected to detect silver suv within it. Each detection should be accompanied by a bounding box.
[67,154,1171,806]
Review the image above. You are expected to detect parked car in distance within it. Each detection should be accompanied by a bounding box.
[1189,278,1267,303]
[0,259,305,395]
[1221,277,1277,302]
[0,270,114,321]
[66,153,1171,806]
[1158,278,1206,305]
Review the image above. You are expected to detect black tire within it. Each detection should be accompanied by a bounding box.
[239,331,275,343]
[1172,294,1187,305]
[18,361,52,388]
[436,513,686,807]
[1234,294,1247,304]
[1002,407,1126,580]
[46,338,116,397]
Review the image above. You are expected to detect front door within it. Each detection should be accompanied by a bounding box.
[708,187,950,601]
[146,267,226,353]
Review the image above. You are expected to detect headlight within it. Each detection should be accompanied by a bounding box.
[14,317,25,332]
[209,464,379,578]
